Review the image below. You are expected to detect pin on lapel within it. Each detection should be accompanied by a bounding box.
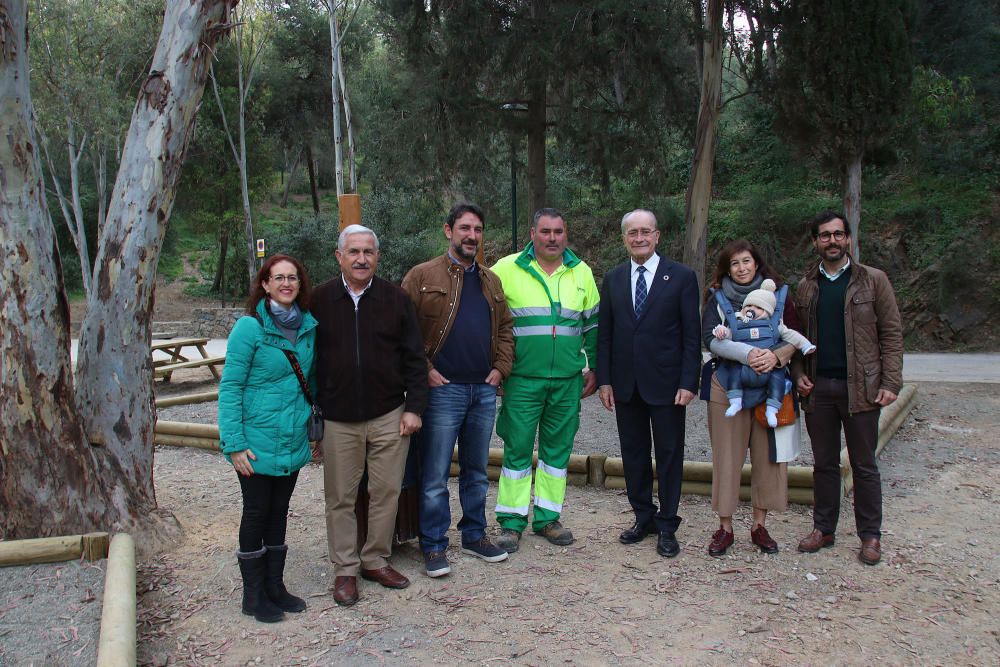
[663,274,670,281]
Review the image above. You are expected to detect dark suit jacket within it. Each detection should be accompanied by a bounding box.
[596,255,701,404]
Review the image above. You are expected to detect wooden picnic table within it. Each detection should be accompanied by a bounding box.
[152,337,224,381]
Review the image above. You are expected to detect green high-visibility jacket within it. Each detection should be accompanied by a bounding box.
[491,245,600,379]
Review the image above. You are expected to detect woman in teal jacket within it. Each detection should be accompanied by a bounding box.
[219,254,318,624]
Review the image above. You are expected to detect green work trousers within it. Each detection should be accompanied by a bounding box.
[495,373,582,533]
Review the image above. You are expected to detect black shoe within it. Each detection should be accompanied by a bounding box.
[619,522,657,544]
[263,544,306,613]
[657,532,680,558]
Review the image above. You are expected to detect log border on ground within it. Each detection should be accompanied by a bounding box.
[841,383,918,494]
[96,533,136,667]
[0,532,110,567]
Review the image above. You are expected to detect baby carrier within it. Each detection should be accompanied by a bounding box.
[713,284,788,349]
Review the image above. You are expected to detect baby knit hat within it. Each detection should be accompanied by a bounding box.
[743,278,777,317]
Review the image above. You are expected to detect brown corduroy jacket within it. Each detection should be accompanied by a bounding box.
[791,258,903,415]
[401,254,515,380]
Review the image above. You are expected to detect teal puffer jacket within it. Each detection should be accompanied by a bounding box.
[218,300,318,477]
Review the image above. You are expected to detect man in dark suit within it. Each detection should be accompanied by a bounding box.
[597,209,701,557]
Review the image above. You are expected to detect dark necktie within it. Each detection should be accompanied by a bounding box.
[635,265,647,317]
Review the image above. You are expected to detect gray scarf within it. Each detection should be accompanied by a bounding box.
[720,274,765,307]
[268,300,303,345]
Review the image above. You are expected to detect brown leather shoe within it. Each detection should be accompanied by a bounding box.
[797,529,835,553]
[360,565,410,589]
[858,537,881,565]
[332,576,358,606]
[750,525,779,554]
[708,527,734,557]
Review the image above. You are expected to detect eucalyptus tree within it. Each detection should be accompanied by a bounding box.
[29,0,159,297]
[209,0,276,281]
[1,0,237,540]
[775,0,915,258]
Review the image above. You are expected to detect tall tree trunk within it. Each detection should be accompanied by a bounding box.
[334,25,356,193]
[327,3,345,197]
[279,145,301,208]
[0,0,114,540]
[93,145,108,238]
[842,155,862,260]
[237,75,255,283]
[683,0,724,295]
[526,78,547,214]
[304,143,320,214]
[72,0,236,538]
[212,228,229,292]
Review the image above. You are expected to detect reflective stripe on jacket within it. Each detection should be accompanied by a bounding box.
[491,245,600,379]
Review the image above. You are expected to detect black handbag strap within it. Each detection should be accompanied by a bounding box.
[253,312,315,405]
[281,349,314,406]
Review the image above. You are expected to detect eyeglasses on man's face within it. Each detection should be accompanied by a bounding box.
[817,230,847,242]
[270,274,299,283]
[625,228,658,239]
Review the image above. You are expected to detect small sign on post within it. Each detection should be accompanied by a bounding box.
[256,239,265,258]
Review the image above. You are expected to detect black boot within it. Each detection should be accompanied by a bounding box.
[263,544,307,613]
[237,548,284,623]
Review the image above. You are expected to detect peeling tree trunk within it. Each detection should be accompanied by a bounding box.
[327,3,345,197]
[0,0,114,540]
[842,155,862,260]
[69,0,235,538]
[683,0,724,295]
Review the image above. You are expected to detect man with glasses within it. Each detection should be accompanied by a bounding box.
[792,211,903,566]
[596,209,701,558]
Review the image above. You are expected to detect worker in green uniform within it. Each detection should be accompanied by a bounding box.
[491,208,600,552]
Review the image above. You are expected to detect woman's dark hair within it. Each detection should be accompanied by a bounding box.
[245,254,312,314]
[705,239,783,300]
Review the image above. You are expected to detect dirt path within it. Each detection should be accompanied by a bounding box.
[131,382,1000,666]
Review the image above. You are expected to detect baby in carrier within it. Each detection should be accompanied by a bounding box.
[712,279,815,427]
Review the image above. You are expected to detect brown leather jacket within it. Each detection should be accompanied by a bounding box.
[402,254,515,379]
[791,258,903,414]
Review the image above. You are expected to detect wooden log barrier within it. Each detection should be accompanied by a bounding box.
[0,532,110,567]
[153,433,220,451]
[96,533,136,667]
[155,390,219,408]
[603,477,814,505]
[842,383,917,494]
[155,419,219,439]
[603,458,815,488]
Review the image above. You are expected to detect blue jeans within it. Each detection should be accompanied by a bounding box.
[418,382,497,553]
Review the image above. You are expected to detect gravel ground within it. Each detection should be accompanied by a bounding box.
[0,560,105,666]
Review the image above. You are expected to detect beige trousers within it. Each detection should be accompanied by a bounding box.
[707,373,788,516]
[322,404,409,576]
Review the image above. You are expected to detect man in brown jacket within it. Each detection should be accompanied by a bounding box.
[792,211,903,566]
[402,203,515,578]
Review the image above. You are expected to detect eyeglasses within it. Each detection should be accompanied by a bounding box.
[625,228,658,239]
[270,274,299,284]
[817,230,847,242]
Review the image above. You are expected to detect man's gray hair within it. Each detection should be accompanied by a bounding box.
[338,224,380,251]
[620,208,658,233]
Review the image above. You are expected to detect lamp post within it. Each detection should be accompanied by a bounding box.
[501,103,528,254]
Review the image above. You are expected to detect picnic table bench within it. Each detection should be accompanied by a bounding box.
[152,337,224,381]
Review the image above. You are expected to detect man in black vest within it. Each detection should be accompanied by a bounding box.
[792,212,903,566]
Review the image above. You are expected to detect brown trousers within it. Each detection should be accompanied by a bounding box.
[708,374,788,517]
[322,404,409,577]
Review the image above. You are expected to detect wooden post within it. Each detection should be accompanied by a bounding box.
[338,193,361,229]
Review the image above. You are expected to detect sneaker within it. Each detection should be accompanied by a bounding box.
[461,537,509,563]
[494,528,522,554]
[536,521,575,546]
[423,551,451,578]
